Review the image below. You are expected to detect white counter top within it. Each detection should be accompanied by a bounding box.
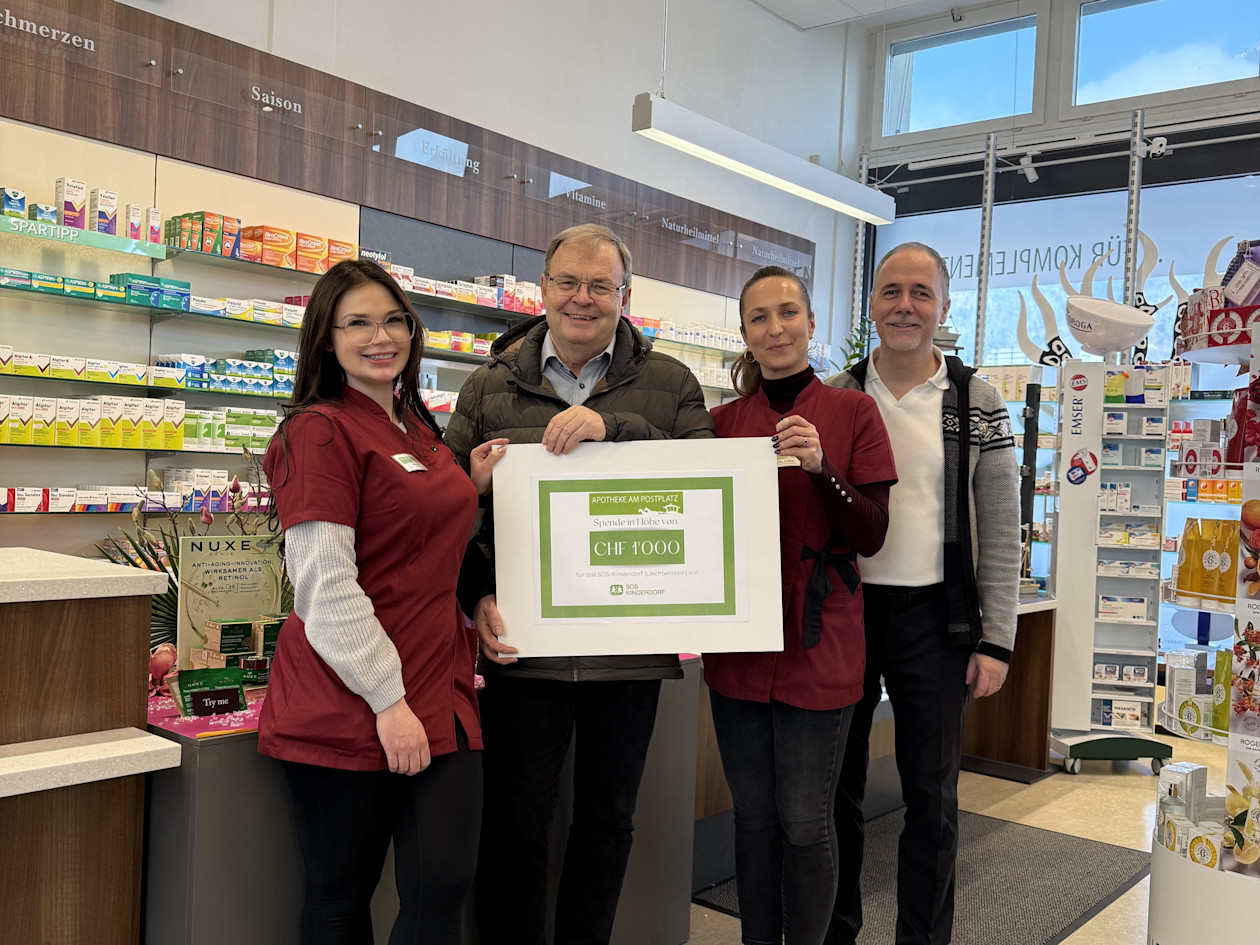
[0,547,168,604]
[0,727,181,798]
[1017,594,1058,615]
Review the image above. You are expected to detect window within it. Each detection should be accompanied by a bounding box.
[883,15,1038,136]
[1075,0,1260,106]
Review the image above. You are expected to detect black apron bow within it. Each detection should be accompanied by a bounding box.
[798,539,859,650]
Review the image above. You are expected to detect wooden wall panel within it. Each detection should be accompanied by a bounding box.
[0,776,145,945]
[0,596,150,746]
[0,0,815,298]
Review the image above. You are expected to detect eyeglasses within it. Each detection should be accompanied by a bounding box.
[544,274,626,301]
[332,313,416,346]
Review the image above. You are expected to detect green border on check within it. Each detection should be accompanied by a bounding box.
[538,476,736,619]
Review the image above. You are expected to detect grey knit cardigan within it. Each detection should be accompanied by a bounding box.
[827,355,1021,660]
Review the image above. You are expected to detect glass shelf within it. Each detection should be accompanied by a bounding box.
[2,442,255,459]
[0,218,166,259]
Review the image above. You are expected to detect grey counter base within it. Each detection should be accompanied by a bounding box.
[144,661,700,945]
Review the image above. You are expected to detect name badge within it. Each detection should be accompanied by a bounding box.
[776,455,802,468]
[392,453,427,473]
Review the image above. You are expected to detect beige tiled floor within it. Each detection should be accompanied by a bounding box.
[685,738,1226,944]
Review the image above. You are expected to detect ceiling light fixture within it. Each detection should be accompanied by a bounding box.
[631,92,895,225]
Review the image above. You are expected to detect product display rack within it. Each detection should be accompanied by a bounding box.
[1050,359,1174,774]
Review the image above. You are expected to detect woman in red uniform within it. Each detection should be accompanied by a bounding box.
[705,266,896,945]
[260,259,505,945]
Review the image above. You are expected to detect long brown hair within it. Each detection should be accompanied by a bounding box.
[730,265,813,398]
[267,260,437,529]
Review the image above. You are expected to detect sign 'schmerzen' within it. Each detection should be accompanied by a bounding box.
[1,9,96,50]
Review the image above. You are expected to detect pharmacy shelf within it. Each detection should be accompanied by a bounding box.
[1100,465,1164,472]
[1095,573,1161,582]
[1107,404,1168,411]
[2,443,257,459]
[1098,510,1163,518]
[1091,693,1155,703]
[0,219,167,259]
[1089,724,1157,735]
[1092,646,1159,657]
[0,371,291,402]
[1094,617,1158,626]
[1092,681,1156,691]
[1101,434,1169,441]
[1097,542,1162,550]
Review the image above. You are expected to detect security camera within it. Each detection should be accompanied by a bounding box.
[1147,136,1169,159]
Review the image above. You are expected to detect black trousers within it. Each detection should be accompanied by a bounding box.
[827,584,972,945]
[282,721,482,945]
[474,676,663,945]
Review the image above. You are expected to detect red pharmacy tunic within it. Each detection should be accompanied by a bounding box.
[704,379,896,710]
[258,387,481,770]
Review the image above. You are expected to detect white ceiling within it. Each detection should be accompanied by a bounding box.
[750,0,997,31]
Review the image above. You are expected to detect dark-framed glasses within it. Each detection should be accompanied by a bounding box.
[544,274,626,301]
[333,312,416,346]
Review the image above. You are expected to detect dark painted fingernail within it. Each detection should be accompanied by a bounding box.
[771,435,779,442]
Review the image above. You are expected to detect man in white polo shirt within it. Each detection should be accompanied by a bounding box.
[824,241,1020,945]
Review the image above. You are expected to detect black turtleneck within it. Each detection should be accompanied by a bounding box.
[762,365,815,412]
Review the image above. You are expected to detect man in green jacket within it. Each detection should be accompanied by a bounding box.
[445,223,714,945]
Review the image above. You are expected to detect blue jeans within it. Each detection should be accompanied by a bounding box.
[474,676,662,945]
[710,690,855,945]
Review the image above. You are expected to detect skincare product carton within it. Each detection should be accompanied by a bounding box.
[55,399,80,447]
[49,356,86,381]
[31,396,57,446]
[1187,823,1224,869]
[1213,648,1232,737]
[163,400,185,450]
[1093,663,1120,681]
[1159,762,1208,825]
[97,395,125,448]
[8,395,33,444]
[76,398,100,446]
[203,618,257,656]
[1163,816,1194,856]
[296,233,329,274]
[54,177,86,228]
[2,187,25,218]
[88,188,117,234]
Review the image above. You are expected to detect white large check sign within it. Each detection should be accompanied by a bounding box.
[491,438,782,657]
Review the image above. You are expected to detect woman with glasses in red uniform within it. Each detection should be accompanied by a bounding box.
[704,266,896,945]
[260,259,506,945]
